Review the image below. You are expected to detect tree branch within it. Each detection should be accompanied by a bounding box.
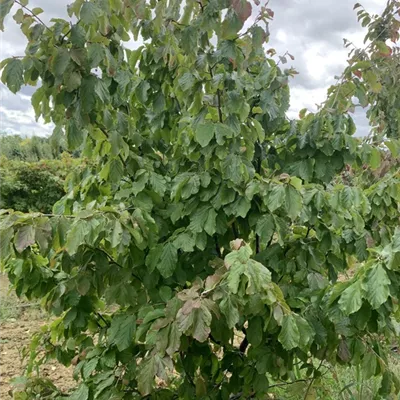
[15,0,51,31]
[239,328,248,354]
[255,234,260,254]
[214,235,222,258]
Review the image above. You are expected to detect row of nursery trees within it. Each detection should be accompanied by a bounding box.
[0,135,81,212]
[0,0,400,398]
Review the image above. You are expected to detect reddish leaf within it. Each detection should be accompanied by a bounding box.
[231,0,252,23]
[266,8,274,18]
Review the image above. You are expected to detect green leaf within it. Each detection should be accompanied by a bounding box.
[338,279,364,315]
[149,172,166,196]
[77,276,91,296]
[66,119,83,150]
[204,208,217,236]
[221,10,243,40]
[247,317,263,348]
[294,315,315,348]
[82,358,98,379]
[0,227,13,260]
[195,123,215,147]
[220,296,239,329]
[109,158,123,182]
[110,220,123,248]
[369,147,381,170]
[365,264,390,309]
[137,357,156,396]
[285,185,302,219]
[52,48,70,77]
[65,71,82,92]
[108,314,136,351]
[279,314,300,350]
[267,185,285,212]
[70,24,86,47]
[255,214,275,243]
[362,352,377,379]
[65,220,87,255]
[69,383,89,400]
[88,43,104,68]
[14,225,35,253]
[178,72,195,92]
[81,75,97,113]
[80,2,102,24]
[1,58,23,93]
[166,321,181,355]
[158,242,177,278]
[0,0,13,31]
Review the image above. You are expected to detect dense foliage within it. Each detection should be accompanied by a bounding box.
[0,134,67,161]
[0,155,81,213]
[0,0,399,399]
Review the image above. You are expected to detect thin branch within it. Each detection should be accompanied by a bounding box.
[15,0,51,32]
[196,1,204,13]
[87,245,143,283]
[255,234,260,254]
[95,311,110,327]
[209,66,224,123]
[60,20,81,42]
[232,222,238,239]
[214,235,222,258]
[239,327,248,354]
[268,378,310,389]
[303,352,327,399]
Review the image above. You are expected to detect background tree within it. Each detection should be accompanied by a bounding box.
[0,0,399,399]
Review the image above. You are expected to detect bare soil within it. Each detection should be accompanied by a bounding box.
[0,275,75,398]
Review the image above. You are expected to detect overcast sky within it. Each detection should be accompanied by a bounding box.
[0,0,385,137]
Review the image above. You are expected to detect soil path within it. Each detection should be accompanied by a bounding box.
[0,275,75,398]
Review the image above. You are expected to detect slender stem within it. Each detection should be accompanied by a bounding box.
[216,89,223,123]
[95,311,110,327]
[255,234,260,254]
[303,353,326,400]
[214,235,222,258]
[196,1,204,13]
[15,0,51,31]
[232,222,238,239]
[239,327,248,354]
[209,66,224,123]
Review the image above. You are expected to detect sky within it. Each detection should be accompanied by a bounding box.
[0,0,385,137]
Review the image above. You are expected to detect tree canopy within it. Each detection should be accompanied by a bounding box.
[0,0,400,398]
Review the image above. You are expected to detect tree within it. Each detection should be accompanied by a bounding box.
[0,0,400,398]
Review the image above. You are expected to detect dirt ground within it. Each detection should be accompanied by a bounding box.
[0,275,75,398]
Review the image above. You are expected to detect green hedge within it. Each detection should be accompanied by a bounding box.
[0,155,80,213]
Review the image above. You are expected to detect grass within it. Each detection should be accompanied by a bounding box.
[269,354,400,400]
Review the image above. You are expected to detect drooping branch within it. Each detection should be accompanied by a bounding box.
[14,0,51,31]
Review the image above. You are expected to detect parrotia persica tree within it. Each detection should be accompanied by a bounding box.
[1,0,400,398]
